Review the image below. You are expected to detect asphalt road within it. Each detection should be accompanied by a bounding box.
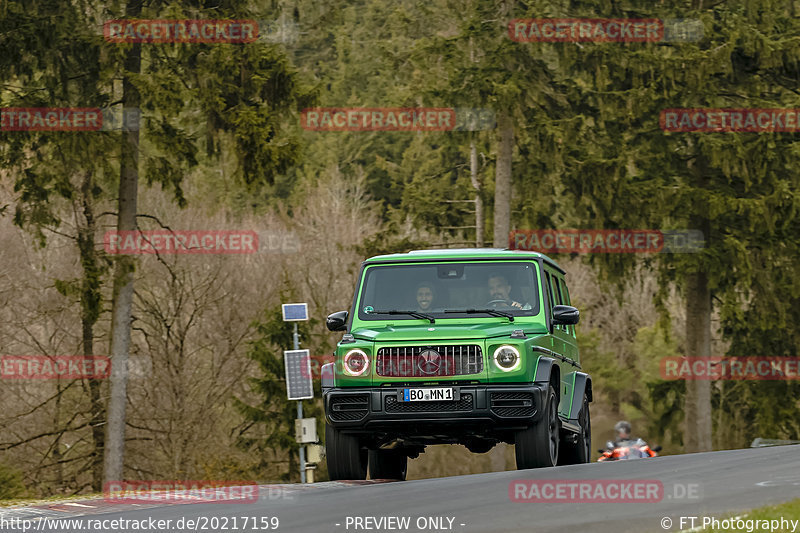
[2,445,799,533]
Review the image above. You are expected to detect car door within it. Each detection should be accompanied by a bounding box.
[547,271,578,418]
[553,275,581,419]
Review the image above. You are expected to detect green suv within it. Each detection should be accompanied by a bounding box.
[322,249,591,480]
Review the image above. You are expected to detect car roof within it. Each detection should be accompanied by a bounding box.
[363,248,565,274]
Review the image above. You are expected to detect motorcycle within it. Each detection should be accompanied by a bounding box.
[597,438,662,462]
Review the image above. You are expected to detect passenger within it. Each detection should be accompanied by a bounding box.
[487,274,530,310]
[415,282,437,312]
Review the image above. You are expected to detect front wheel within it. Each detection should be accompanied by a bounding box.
[515,384,560,469]
[368,449,408,480]
[326,424,367,480]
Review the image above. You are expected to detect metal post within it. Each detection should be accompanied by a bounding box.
[294,323,307,483]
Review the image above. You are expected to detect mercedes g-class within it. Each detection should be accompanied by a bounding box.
[322,249,591,480]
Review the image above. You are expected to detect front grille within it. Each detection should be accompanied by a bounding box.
[376,345,483,377]
[329,394,369,422]
[490,391,536,417]
[385,393,473,413]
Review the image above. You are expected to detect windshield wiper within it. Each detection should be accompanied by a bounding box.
[444,309,514,321]
[368,309,435,323]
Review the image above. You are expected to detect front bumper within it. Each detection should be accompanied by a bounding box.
[323,383,548,436]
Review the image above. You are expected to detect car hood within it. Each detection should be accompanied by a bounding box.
[351,322,548,342]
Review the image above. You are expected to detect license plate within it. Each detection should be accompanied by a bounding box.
[401,387,457,402]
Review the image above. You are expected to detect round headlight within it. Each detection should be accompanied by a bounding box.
[493,345,521,371]
[343,349,369,376]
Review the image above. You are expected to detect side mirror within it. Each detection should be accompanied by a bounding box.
[652,445,663,452]
[326,311,348,332]
[552,304,580,325]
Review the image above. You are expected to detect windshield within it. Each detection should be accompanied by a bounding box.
[357,262,540,321]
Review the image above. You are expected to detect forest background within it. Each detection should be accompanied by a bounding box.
[1,0,799,497]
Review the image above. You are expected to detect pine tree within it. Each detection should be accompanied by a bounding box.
[514,0,800,451]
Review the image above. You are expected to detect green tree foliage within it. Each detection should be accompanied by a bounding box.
[1,0,319,489]
[3,0,800,491]
[513,0,800,449]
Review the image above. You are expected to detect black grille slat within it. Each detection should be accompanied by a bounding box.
[491,392,534,401]
[376,345,482,377]
[333,411,368,420]
[385,393,473,413]
[493,407,535,417]
[333,395,370,404]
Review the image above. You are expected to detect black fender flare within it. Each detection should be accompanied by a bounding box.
[568,372,592,420]
[534,356,561,400]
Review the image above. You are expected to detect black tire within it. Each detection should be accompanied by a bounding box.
[515,384,560,469]
[326,424,367,480]
[558,395,591,465]
[368,449,408,480]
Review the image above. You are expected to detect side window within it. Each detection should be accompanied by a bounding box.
[555,277,575,336]
[544,271,555,311]
[549,274,564,331]
[560,279,571,305]
[551,276,563,305]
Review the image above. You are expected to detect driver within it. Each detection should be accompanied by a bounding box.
[487,274,530,310]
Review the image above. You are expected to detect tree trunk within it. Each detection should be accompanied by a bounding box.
[684,220,712,452]
[78,171,105,492]
[470,139,484,247]
[104,0,142,485]
[492,112,513,247]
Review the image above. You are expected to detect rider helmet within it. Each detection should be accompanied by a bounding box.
[614,420,632,439]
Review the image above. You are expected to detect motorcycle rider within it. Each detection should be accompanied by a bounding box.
[600,420,658,459]
[614,420,633,444]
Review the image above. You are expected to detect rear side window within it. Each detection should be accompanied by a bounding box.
[547,272,573,334]
[555,277,576,337]
[550,274,563,305]
[544,271,555,310]
[560,279,572,305]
